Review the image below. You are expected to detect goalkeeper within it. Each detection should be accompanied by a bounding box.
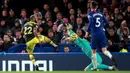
[66,28,117,71]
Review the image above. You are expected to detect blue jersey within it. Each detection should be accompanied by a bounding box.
[87,11,109,49]
[87,11,109,34]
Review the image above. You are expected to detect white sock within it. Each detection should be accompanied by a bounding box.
[109,66,113,70]
[92,54,97,69]
[103,50,112,59]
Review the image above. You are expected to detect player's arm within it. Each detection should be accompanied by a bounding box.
[65,33,78,42]
[103,14,109,26]
[85,15,92,38]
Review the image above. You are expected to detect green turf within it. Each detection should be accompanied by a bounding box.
[0,71,130,73]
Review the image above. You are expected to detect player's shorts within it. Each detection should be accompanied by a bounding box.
[26,35,44,53]
[91,32,107,50]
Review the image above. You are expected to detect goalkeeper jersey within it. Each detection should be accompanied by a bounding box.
[69,30,102,62]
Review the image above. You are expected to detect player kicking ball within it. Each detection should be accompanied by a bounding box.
[85,1,117,70]
[65,26,118,71]
[22,15,58,71]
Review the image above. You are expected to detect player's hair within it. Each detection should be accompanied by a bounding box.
[91,1,98,9]
[30,15,36,22]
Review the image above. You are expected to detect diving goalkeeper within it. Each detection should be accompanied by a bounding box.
[66,27,117,71]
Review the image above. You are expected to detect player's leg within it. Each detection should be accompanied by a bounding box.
[99,63,118,70]
[84,63,93,71]
[97,63,114,70]
[91,38,98,69]
[100,36,117,67]
[102,48,117,66]
[26,38,39,71]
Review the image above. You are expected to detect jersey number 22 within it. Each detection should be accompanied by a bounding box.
[24,27,32,35]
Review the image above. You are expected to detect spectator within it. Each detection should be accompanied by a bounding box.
[110,0,118,10]
[69,14,76,31]
[1,0,9,9]
[112,8,120,26]
[68,2,73,10]
[54,12,63,26]
[107,39,119,52]
[21,50,26,53]
[47,29,59,44]
[64,46,70,53]
[37,18,46,35]
[82,22,88,32]
[41,4,50,17]
[76,29,84,38]
[106,20,117,33]
[60,29,71,44]
[61,0,69,15]
[3,34,13,51]
[68,8,75,19]
[106,14,112,21]
[44,11,52,22]
[116,13,124,28]
[125,5,130,27]
[75,17,84,29]
[47,19,53,28]
[0,19,9,37]
[7,9,17,28]
[13,30,25,44]
[52,24,58,32]
[103,7,109,16]
[0,37,4,52]
[119,40,128,53]
[53,7,60,21]
[19,9,28,25]
[11,18,21,35]
[77,8,82,17]
[100,0,110,10]
[117,20,127,39]
[107,28,120,43]
[52,24,61,44]
[45,20,54,34]
[6,30,14,42]
[57,17,72,32]
[121,27,129,43]
[57,18,71,43]
[54,7,60,14]
[1,9,8,20]
[38,26,45,35]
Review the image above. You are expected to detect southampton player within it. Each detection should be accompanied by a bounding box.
[65,27,117,71]
[85,1,117,70]
[22,15,58,71]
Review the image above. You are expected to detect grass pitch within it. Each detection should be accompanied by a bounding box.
[1,71,130,73]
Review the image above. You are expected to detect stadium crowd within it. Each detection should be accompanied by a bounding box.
[0,0,130,52]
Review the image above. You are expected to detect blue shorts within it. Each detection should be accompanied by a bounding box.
[91,32,107,50]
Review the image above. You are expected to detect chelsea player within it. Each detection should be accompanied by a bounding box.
[85,1,117,70]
